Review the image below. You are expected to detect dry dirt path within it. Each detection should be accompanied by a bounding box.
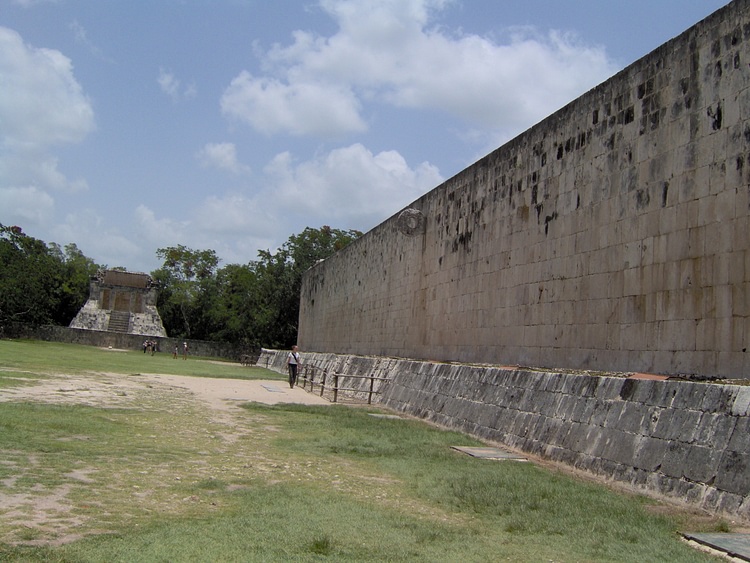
[0,371,330,411]
[0,370,332,446]
[134,373,331,409]
[0,370,333,547]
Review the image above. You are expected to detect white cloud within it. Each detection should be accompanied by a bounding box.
[37,157,88,193]
[11,0,59,6]
[126,142,440,268]
[191,194,275,235]
[1,152,88,194]
[222,0,617,138]
[0,26,95,151]
[264,143,442,230]
[0,186,55,226]
[221,72,366,136]
[0,25,93,240]
[133,205,189,248]
[158,68,196,102]
[134,201,277,267]
[69,19,112,63]
[196,142,251,175]
[51,209,143,269]
[136,190,285,249]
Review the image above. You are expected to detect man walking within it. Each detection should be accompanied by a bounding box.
[287,345,301,388]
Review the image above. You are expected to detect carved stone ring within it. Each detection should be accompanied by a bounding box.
[397,208,425,236]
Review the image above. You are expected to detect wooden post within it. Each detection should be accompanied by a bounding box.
[333,373,339,403]
[368,373,375,404]
[320,370,327,397]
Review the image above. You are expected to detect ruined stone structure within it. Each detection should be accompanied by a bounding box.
[299,0,750,380]
[259,348,750,521]
[69,270,167,337]
[289,1,750,520]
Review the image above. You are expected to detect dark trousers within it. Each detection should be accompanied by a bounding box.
[288,363,298,388]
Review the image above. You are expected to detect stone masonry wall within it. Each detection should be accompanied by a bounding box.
[298,0,750,379]
[259,349,750,521]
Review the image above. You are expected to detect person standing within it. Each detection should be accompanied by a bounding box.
[287,345,301,388]
[183,342,188,360]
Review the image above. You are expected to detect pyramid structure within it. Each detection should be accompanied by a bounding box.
[69,269,167,337]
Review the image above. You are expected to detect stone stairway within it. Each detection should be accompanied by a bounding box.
[108,311,131,333]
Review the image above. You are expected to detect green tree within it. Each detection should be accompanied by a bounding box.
[0,226,103,329]
[209,263,262,347]
[251,226,361,347]
[0,224,62,327]
[152,245,220,339]
[48,242,101,325]
[152,228,360,347]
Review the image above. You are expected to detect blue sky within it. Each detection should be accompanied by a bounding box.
[0,0,730,272]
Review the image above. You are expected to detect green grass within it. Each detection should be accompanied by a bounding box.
[0,338,279,381]
[0,339,727,562]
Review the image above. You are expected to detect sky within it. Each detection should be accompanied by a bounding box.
[0,0,731,273]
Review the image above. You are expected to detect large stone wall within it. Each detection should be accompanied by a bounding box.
[299,0,750,379]
[259,349,750,521]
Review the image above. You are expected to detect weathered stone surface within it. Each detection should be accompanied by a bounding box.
[632,436,668,472]
[298,0,750,380]
[69,269,166,337]
[693,412,737,449]
[258,349,750,521]
[728,417,750,451]
[715,452,750,495]
[733,387,750,416]
[683,446,721,483]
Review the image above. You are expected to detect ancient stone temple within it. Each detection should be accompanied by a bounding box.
[69,269,167,337]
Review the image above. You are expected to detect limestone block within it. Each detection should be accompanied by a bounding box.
[732,386,750,416]
[633,436,668,471]
[651,409,678,441]
[617,402,649,435]
[660,440,691,479]
[714,452,750,495]
[600,430,639,466]
[727,416,750,452]
[699,383,737,412]
[683,446,722,482]
[693,412,738,449]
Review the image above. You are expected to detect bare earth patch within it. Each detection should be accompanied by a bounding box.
[0,370,329,412]
[2,369,744,552]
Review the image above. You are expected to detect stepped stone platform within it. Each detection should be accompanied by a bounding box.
[69,269,167,337]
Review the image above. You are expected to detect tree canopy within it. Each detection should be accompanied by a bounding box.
[0,223,361,349]
[0,224,102,328]
[152,226,361,348]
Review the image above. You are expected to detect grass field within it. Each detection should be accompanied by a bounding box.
[0,339,730,562]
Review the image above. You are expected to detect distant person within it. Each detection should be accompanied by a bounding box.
[183,342,188,360]
[143,340,148,354]
[287,345,301,388]
[173,344,178,359]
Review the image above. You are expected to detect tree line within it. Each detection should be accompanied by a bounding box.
[0,223,361,349]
